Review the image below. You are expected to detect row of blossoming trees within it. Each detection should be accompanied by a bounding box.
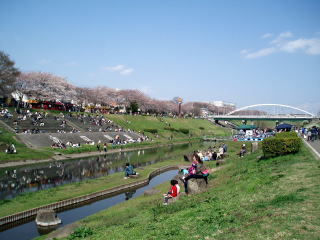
[0,51,233,116]
[12,71,233,116]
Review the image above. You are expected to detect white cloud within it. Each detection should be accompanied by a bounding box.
[261,33,273,39]
[103,65,134,76]
[280,38,320,55]
[245,47,276,59]
[104,65,125,72]
[271,31,293,44]
[243,31,320,59]
[120,68,134,76]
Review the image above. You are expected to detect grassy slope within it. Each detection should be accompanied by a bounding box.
[0,113,230,161]
[0,141,210,217]
[0,126,53,162]
[55,144,320,240]
[107,115,231,140]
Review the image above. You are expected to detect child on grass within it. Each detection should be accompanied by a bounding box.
[163,179,180,205]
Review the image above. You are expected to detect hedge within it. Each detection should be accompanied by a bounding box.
[164,127,179,132]
[163,127,189,134]
[262,132,302,157]
[275,131,298,138]
[143,129,158,134]
[179,128,190,134]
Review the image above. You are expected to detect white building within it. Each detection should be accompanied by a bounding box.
[210,101,236,108]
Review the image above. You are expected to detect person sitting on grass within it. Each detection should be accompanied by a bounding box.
[163,179,180,205]
[124,163,138,179]
[238,144,247,157]
[183,154,209,195]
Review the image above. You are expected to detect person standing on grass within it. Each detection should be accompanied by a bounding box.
[96,141,101,152]
[103,143,108,152]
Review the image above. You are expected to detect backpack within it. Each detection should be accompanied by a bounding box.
[202,167,210,176]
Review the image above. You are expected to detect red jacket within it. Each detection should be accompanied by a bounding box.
[169,184,180,197]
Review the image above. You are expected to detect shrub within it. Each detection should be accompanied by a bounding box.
[179,128,190,134]
[199,127,205,130]
[164,127,178,132]
[275,131,298,138]
[67,226,93,239]
[144,129,158,134]
[262,133,302,157]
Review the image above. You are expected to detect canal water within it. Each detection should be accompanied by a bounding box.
[0,170,177,240]
[0,142,213,240]
[0,142,209,200]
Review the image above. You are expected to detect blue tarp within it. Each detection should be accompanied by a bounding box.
[276,123,293,130]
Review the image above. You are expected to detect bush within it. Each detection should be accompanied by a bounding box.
[262,132,302,157]
[144,129,158,134]
[199,127,205,130]
[275,132,298,138]
[179,128,190,134]
[164,127,178,132]
[67,226,93,239]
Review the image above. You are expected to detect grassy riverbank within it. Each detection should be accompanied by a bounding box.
[107,115,231,140]
[45,144,320,240]
[0,126,53,163]
[0,141,222,217]
[0,114,231,163]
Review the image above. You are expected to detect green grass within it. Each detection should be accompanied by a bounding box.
[55,137,202,155]
[107,115,231,141]
[0,141,216,217]
[45,144,320,240]
[0,127,53,162]
[0,112,230,162]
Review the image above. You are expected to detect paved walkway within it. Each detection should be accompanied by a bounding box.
[304,139,320,159]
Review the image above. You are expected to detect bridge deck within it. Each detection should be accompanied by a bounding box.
[210,115,316,121]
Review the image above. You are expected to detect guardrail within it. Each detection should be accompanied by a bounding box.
[0,165,180,226]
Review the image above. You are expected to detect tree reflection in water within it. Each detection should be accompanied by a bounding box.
[0,143,196,200]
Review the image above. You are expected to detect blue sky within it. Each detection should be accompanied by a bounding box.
[1,0,320,113]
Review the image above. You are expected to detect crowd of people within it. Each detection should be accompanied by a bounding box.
[192,143,228,161]
[67,113,124,132]
[298,126,320,141]
[0,108,74,134]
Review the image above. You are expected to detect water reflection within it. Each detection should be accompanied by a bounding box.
[124,190,136,200]
[0,143,198,200]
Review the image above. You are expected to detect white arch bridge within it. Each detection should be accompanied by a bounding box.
[210,104,318,121]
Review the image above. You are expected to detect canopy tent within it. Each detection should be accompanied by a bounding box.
[276,123,293,131]
[237,125,257,130]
